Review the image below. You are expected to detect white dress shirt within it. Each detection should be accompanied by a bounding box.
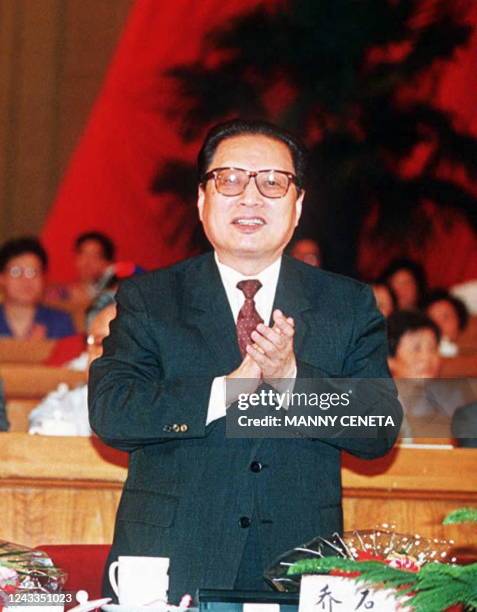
[206,253,288,425]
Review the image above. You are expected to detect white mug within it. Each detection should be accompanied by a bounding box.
[108,556,170,605]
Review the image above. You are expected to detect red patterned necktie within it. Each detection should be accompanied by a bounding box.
[236,279,263,357]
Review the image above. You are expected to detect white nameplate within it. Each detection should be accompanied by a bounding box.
[299,575,411,611]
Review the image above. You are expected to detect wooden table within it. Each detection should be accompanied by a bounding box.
[342,444,477,556]
[1,434,475,556]
[1,433,126,545]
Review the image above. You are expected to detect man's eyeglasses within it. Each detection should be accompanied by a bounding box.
[6,266,41,279]
[202,167,300,199]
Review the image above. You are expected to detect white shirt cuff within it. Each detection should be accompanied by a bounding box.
[206,376,227,426]
[207,365,297,425]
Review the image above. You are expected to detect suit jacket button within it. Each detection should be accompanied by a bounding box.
[172,424,181,433]
[239,516,251,528]
[163,424,173,432]
[180,424,188,432]
[250,461,263,473]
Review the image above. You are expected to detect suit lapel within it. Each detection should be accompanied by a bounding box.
[273,256,313,357]
[183,253,242,374]
[182,253,314,373]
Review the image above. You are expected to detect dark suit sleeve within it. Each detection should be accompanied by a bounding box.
[296,284,403,458]
[88,281,214,452]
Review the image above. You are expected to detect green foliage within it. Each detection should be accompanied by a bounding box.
[288,557,417,588]
[287,557,477,611]
[409,564,477,611]
[443,507,477,525]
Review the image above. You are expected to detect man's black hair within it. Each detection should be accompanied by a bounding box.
[387,310,441,357]
[197,118,308,188]
[423,288,470,332]
[0,237,48,272]
[379,257,428,307]
[74,231,115,262]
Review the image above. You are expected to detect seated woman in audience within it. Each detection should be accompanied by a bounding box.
[387,310,441,381]
[380,258,428,310]
[29,302,117,436]
[424,289,469,356]
[0,237,75,339]
[371,282,397,317]
[45,231,115,304]
[387,310,475,439]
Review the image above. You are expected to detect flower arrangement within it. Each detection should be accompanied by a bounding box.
[0,566,18,595]
[0,540,66,608]
[265,527,476,611]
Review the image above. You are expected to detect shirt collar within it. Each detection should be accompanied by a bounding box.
[214,252,282,293]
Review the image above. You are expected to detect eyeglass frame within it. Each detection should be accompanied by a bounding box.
[201,166,302,198]
[5,265,42,279]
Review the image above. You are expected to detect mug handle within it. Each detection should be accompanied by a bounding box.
[108,561,120,598]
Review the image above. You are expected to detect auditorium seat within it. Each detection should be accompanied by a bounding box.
[440,354,477,377]
[0,365,86,400]
[35,544,111,602]
[6,399,37,431]
[0,339,55,363]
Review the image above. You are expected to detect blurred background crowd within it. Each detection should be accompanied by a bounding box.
[1,0,477,443]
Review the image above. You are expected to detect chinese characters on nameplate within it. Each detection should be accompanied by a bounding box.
[298,575,411,612]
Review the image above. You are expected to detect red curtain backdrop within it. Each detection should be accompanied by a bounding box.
[358,4,477,287]
[41,0,264,282]
[42,0,477,286]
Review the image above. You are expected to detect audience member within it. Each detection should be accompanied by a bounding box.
[60,264,143,371]
[92,261,145,304]
[29,303,117,436]
[289,237,321,267]
[371,282,397,318]
[424,289,470,356]
[387,310,475,438]
[380,258,427,310]
[0,237,75,339]
[387,310,441,380]
[46,231,115,303]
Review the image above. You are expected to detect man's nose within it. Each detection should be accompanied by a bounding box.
[239,177,263,206]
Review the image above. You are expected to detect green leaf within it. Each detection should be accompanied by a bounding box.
[443,507,477,525]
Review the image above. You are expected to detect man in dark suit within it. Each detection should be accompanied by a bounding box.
[89,119,402,604]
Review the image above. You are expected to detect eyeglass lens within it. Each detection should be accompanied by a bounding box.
[215,169,291,198]
[7,266,41,279]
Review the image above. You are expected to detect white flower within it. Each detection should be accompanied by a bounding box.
[0,564,19,587]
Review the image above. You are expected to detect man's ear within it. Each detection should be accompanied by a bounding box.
[294,190,305,226]
[387,356,396,376]
[197,185,205,222]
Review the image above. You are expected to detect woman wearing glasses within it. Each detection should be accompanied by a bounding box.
[0,237,75,339]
